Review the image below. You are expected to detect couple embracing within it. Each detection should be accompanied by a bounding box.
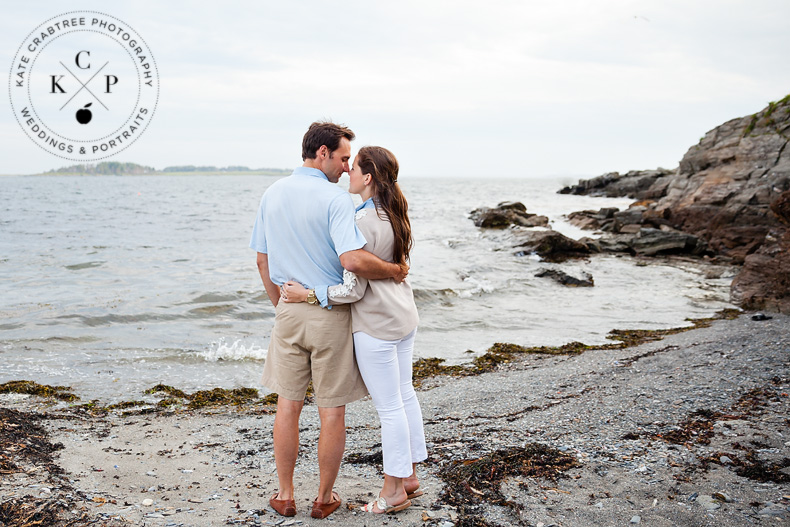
[249,121,426,519]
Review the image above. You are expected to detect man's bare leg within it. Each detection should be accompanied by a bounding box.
[316,405,345,503]
[273,397,304,500]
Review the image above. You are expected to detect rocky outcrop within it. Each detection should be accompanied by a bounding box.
[561,95,790,264]
[569,206,708,257]
[469,202,549,229]
[559,168,675,199]
[561,95,790,311]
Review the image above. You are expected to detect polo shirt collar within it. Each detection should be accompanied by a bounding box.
[293,166,328,180]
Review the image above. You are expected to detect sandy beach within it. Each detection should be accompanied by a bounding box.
[2,312,789,527]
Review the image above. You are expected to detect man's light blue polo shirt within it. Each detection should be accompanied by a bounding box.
[249,167,367,307]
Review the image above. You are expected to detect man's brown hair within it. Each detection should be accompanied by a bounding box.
[301,121,355,161]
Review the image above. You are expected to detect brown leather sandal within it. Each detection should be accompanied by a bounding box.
[311,491,342,519]
[269,492,296,517]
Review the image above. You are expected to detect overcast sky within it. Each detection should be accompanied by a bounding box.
[2,0,788,178]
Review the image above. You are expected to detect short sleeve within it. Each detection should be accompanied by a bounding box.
[249,195,268,253]
[328,193,367,256]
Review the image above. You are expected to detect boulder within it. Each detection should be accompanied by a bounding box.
[597,234,634,253]
[470,201,549,229]
[567,210,603,230]
[513,230,590,262]
[535,269,594,287]
[567,208,620,231]
[629,228,708,257]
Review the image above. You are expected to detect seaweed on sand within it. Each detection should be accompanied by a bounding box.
[0,408,64,475]
[736,452,790,483]
[186,387,259,409]
[0,380,78,402]
[345,448,383,466]
[655,409,725,446]
[0,497,68,527]
[438,443,579,525]
[144,384,188,399]
[413,309,742,386]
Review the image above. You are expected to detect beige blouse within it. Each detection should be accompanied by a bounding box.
[327,205,419,340]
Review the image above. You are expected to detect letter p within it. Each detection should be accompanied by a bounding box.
[105,75,119,93]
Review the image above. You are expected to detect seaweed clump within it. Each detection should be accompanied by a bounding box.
[0,497,68,527]
[187,387,259,409]
[144,384,188,399]
[655,409,725,446]
[0,408,64,474]
[438,443,579,524]
[142,384,262,410]
[346,449,384,466]
[735,452,790,483]
[0,380,78,402]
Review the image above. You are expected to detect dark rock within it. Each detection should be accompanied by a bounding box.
[578,237,601,253]
[513,230,590,262]
[772,189,790,225]
[535,269,594,287]
[730,225,790,312]
[496,201,527,212]
[472,209,516,228]
[567,210,603,230]
[629,228,708,256]
[558,169,675,199]
[469,202,548,229]
[619,224,642,234]
[613,207,647,226]
[599,235,636,253]
[567,208,624,231]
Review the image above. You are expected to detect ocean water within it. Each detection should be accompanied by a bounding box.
[0,175,736,402]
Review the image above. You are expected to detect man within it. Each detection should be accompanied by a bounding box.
[250,121,407,519]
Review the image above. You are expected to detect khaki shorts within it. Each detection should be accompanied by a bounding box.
[261,302,368,407]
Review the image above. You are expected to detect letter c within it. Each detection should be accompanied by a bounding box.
[75,50,90,69]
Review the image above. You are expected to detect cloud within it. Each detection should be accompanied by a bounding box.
[2,0,789,175]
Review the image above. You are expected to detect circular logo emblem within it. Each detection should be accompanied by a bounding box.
[8,11,159,161]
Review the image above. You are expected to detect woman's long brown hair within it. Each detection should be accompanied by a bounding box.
[356,146,413,265]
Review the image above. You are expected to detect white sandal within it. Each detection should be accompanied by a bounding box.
[360,495,412,514]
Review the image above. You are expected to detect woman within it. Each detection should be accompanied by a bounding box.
[281,146,426,514]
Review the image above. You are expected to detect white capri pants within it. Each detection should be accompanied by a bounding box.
[353,329,427,478]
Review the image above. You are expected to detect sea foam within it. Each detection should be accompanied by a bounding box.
[201,338,267,362]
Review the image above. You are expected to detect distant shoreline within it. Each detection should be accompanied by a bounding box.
[0,170,291,177]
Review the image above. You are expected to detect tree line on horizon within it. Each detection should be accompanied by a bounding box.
[44,162,291,175]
